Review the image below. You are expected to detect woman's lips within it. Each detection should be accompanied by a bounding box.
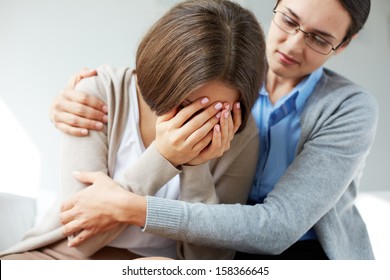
[277,51,299,65]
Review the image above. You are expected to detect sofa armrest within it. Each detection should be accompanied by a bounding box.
[0,192,36,251]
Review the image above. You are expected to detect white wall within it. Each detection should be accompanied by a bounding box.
[0,1,389,219]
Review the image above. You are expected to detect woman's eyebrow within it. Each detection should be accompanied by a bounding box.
[285,7,337,40]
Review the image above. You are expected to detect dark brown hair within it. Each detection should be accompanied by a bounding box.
[136,0,266,131]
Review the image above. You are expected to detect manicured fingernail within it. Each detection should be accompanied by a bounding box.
[215,103,223,110]
[236,102,241,109]
[95,122,103,129]
[216,112,221,119]
[201,97,209,104]
[215,124,220,132]
[81,129,88,135]
[225,104,230,110]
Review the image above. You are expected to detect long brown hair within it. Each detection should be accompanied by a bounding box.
[136,0,266,131]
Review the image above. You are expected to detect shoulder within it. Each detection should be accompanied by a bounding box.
[309,68,378,117]
[96,65,133,85]
[75,65,133,101]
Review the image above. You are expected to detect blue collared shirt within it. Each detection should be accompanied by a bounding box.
[250,67,323,240]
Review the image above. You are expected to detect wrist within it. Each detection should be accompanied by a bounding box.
[118,191,147,227]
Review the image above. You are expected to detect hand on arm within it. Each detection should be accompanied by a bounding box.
[155,98,242,166]
[60,171,146,247]
[50,68,108,136]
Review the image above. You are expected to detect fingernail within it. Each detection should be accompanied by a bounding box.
[95,122,103,129]
[102,105,108,113]
[215,103,223,110]
[215,124,220,132]
[201,97,209,104]
[103,115,108,123]
[236,102,241,109]
[81,129,88,136]
[225,104,230,110]
[216,112,221,119]
[224,111,229,119]
[67,241,73,247]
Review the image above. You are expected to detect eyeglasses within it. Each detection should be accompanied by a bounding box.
[272,10,345,55]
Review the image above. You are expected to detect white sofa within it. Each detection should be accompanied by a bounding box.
[0,193,36,251]
[1,190,389,259]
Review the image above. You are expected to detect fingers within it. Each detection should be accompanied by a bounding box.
[61,220,83,238]
[190,130,214,153]
[72,171,98,185]
[156,107,178,124]
[217,107,231,152]
[53,111,104,133]
[62,90,108,117]
[232,101,242,133]
[67,229,95,247]
[51,89,108,135]
[78,69,98,80]
[172,97,212,127]
[179,101,223,138]
[184,112,220,146]
[55,122,89,136]
[66,68,97,90]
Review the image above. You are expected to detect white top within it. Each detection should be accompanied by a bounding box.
[109,75,180,258]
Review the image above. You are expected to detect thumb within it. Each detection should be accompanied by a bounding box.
[65,68,97,90]
[73,171,98,185]
[79,69,97,80]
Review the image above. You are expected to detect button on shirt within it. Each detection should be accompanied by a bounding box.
[250,67,323,240]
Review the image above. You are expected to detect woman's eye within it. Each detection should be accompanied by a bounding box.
[312,35,329,47]
[282,15,297,27]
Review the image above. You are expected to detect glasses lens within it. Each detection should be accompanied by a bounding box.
[305,34,332,55]
[273,12,296,34]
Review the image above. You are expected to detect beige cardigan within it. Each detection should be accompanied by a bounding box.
[0,65,259,259]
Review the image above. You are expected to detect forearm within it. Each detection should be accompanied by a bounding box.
[121,142,181,195]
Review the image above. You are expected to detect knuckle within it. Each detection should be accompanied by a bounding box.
[78,92,88,102]
[68,116,78,126]
[62,226,69,236]
[74,104,86,116]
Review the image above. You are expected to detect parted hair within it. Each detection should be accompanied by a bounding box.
[135,0,266,131]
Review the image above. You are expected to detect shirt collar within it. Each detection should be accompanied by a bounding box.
[295,67,323,111]
[260,67,324,111]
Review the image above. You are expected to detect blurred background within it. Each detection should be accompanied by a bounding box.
[0,0,389,258]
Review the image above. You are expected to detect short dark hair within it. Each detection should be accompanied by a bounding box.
[136,0,267,131]
[338,0,371,40]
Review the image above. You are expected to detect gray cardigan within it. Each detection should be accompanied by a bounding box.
[143,68,378,260]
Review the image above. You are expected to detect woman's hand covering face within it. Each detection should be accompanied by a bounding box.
[155,98,241,167]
